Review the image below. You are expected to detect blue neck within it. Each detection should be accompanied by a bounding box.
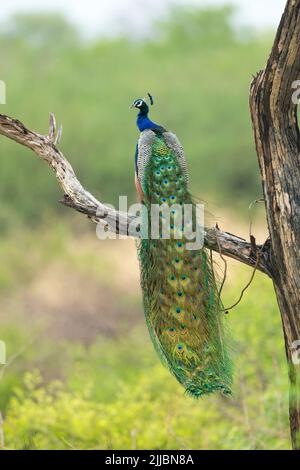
[136,111,162,132]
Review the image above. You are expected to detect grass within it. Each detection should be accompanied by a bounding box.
[0,221,290,450]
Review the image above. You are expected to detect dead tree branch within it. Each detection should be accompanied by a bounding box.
[0,113,272,276]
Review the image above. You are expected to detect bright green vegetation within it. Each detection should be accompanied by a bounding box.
[0,269,290,450]
[0,226,290,450]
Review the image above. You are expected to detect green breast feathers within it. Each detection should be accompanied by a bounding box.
[136,129,232,397]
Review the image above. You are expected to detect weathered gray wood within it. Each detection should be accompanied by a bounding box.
[250,0,300,449]
[0,113,272,275]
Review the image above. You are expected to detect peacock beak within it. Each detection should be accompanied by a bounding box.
[129,103,135,109]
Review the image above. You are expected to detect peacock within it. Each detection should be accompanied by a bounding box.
[130,94,232,397]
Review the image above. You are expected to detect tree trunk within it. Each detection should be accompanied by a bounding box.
[250,0,300,449]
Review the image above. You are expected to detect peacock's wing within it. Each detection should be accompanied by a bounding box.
[163,131,189,185]
[136,130,156,192]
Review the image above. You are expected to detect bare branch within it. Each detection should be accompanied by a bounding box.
[48,112,56,142]
[0,113,132,236]
[0,113,272,276]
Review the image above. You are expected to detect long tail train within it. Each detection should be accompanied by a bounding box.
[137,132,232,397]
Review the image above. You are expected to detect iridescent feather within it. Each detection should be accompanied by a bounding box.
[132,97,232,397]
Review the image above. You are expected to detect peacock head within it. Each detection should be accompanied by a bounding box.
[130,93,154,116]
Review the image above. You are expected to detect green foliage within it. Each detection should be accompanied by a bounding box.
[1,267,290,450]
[157,5,237,47]
[0,7,273,223]
[2,13,80,50]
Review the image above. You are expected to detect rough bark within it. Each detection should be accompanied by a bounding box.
[250,0,300,449]
[0,113,272,276]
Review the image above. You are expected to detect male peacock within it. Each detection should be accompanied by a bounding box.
[130,94,232,397]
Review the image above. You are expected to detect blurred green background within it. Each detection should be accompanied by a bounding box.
[0,5,290,449]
